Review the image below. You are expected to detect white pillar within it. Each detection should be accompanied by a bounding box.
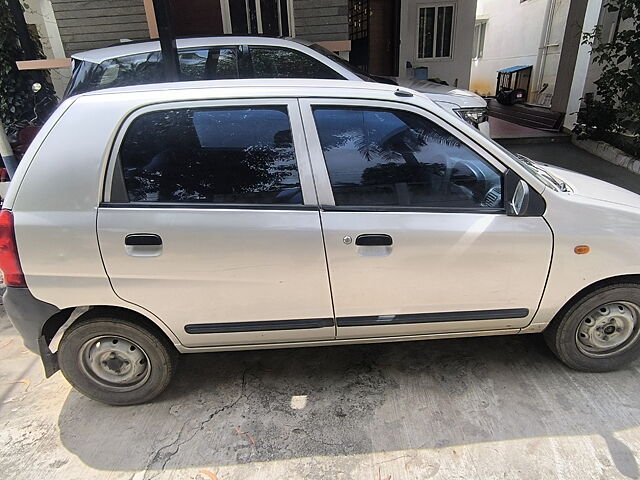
[563,0,603,130]
[0,121,18,179]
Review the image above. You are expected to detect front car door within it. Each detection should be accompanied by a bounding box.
[299,98,553,338]
[98,99,335,348]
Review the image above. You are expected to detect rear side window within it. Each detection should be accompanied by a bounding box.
[70,48,239,94]
[115,106,302,205]
[248,47,344,79]
[91,52,163,91]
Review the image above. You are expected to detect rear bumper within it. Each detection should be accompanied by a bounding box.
[3,287,62,376]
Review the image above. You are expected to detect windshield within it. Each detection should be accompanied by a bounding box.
[306,43,377,82]
[491,141,568,192]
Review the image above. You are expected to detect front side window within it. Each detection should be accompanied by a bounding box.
[248,47,344,79]
[417,4,455,59]
[312,107,502,209]
[178,47,239,81]
[117,106,302,205]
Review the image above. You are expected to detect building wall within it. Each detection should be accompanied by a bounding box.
[49,0,149,55]
[398,0,477,89]
[469,0,570,101]
[292,0,349,41]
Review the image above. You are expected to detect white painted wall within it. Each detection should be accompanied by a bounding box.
[469,0,570,103]
[563,0,603,129]
[398,0,477,89]
[21,0,70,97]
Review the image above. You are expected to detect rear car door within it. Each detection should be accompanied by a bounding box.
[97,99,335,348]
[300,98,553,338]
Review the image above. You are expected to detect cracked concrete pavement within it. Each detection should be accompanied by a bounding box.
[1,142,640,479]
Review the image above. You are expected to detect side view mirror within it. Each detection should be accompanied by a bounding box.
[504,169,546,217]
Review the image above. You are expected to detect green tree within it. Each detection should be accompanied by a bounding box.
[0,0,57,126]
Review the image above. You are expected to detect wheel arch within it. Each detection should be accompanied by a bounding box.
[546,274,640,329]
[43,305,181,353]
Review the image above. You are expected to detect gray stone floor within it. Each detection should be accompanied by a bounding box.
[0,143,639,480]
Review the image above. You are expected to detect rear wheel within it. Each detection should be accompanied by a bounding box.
[544,283,640,372]
[58,316,177,405]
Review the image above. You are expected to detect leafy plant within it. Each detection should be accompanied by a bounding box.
[577,0,640,157]
[0,0,57,127]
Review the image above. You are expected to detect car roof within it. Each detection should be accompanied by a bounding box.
[73,78,411,100]
[71,36,307,64]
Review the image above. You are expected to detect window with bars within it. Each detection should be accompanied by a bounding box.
[417,4,455,59]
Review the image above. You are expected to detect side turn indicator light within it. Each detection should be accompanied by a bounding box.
[574,245,590,255]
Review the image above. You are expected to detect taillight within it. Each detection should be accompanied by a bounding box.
[0,210,26,287]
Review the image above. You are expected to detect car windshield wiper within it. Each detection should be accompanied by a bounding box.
[515,154,570,192]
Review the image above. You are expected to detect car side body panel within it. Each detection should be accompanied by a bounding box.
[524,190,640,332]
[6,80,640,356]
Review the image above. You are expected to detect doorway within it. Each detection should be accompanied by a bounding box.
[348,0,400,76]
[170,0,224,36]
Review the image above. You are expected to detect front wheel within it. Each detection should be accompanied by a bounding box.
[544,283,640,372]
[58,316,177,405]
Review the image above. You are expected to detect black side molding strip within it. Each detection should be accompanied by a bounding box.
[337,308,530,327]
[100,202,318,211]
[185,318,334,334]
[321,205,505,215]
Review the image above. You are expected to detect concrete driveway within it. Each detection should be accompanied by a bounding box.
[1,143,639,480]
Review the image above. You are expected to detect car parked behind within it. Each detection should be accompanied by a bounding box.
[64,36,490,135]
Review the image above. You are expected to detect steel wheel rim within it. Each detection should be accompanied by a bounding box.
[576,301,640,357]
[78,335,151,392]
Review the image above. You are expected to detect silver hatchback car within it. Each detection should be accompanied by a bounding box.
[2,80,640,405]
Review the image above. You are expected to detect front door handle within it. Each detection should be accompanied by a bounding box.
[355,234,393,246]
[125,233,162,246]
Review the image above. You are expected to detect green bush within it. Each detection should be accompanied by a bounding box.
[576,0,640,157]
[0,0,57,126]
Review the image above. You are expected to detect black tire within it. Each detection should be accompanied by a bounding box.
[58,315,178,406]
[544,283,640,372]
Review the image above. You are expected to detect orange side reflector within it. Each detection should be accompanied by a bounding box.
[574,245,590,255]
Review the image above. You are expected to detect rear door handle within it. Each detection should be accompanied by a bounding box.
[125,233,162,246]
[355,234,393,246]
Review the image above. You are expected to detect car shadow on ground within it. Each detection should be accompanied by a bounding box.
[56,333,640,477]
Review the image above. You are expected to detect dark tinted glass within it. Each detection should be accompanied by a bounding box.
[179,48,239,81]
[313,107,502,208]
[119,107,302,204]
[260,0,280,36]
[438,6,454,57]
[229,0,249,33]
[249,47,344,79]
[91,52,163,91]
